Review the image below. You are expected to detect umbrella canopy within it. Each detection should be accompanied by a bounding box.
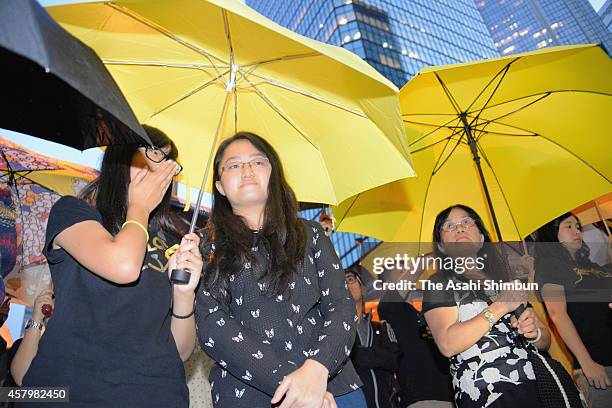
[334,45,612,242]
[571,192,611,227]
[47,0,414,205]
[0,0,150,148]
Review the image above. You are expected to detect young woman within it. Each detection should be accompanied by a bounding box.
[535,213,612,407]
[423,205,551,408]
[195,132,364,408]
[19,126,203,407]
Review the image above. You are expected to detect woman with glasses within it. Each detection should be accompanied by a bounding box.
[422,205,550,408]
[195,132,364,408]
[19,125,203,407]
[535,213,612,407]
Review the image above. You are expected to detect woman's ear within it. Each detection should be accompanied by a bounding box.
[215,180,226,197]
[480,234,485,243]
[437,242,445,253]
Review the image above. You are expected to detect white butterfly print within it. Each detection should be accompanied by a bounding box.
[251,246,258,252]
[297,325,303,335]
[303,348,320,357]
[214,394,219,403]
[285,341,292,351]
[229,274,235,282]
[235,296,243,306]
[262,340,271,344]
[251,309,260,318]
[265,328,275,338]
[343,322,351,331]
[216,318,226,327]
[324,320,332,327]
[350,383,359,390]
[314,249,321,259]
[289,281,296,290]
[204,337,215,348]
[286,318,294,327]
[292,304,300,314]
[258,282,266,291]
[252,350,264,359]
[276,294,283,302]
[211,381,215,388]
[318,334,327,341]
[232,332,244,342]
[332,263,340,270]
[221,370,227,378]
[318,270,325,277]
[329,307,336,312]
[308,317,317,325]
[244,262,251,269]
[312,227,317,233]
[304,277,311,285]
[308,255,314,264]
[242,370,252,381]
[312,236,318,246]
[322,288,330,296]
[219,360,227,368]
[202,290,210,297]
[208,305,219,314]
[235,388,245,398]
[354,314,359,322]
[345,345,351,356]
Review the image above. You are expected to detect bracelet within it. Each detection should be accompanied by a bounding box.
[527,327,542,344]
[122,220,149,242]
[25,319,44,331]
[172,306,195,319]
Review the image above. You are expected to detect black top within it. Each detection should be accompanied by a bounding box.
[535,255,612,368]
[21,196,188,407]
[196,220,362,407]
[378,290,453,406]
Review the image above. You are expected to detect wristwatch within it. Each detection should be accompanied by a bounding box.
[482,308,495,330]
[25,319,44,331]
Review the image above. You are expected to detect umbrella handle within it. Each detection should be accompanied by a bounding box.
[170,269,191,285]
[594,201,611,236]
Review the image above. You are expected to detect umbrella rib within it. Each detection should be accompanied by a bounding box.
[243,71,368,118]
[410,126,464,154]
[537,134,612,184]
[104,60,227,71]
[406,116,461,147]
[472,93,551,127]
[404,120,463,129]
[472,117,539,137]
[334,193,361,231]
[431,133,464,176]
[468,64,514,129]
[107,3,228,76]
[474,142,523,239]
[434,73,462,115]
[465,58,516,114]
[245,81,318,149]
[146,70,230,120]
[241,52,322,72]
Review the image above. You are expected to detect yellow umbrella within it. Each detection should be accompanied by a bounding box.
[47,0,414,208]
[572,192,612,229]
[334,44,612,243]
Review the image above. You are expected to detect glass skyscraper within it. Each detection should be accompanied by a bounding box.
[599,0,612,32]
[476,0,612,55]
[247,0,499,87]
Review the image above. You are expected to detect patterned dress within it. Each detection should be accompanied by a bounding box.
[423,273,540,408]
[195,220,362,407]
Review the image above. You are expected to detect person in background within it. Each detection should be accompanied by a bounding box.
[535,213,612,407]
[346,269,401,408]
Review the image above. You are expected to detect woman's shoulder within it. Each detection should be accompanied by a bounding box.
[50,195,100,219]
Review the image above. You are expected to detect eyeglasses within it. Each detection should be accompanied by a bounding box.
[221,157,270,175]
[441,217,476,233]
[140,145,182,176]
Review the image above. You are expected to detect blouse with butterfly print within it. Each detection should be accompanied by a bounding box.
[195,219,362,406]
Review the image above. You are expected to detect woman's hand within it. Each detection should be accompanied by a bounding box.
[581,359,611,389]
[31,288,54,323]
[510,307,537,338]
[322,392,337,408]
[271,359,328,408]
[128,160,176,215]
[168,233,203,296]
[495,280,528,315]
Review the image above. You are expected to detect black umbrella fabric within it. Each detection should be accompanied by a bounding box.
[0,0,150,148]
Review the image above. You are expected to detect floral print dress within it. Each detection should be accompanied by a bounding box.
[423,273,540,408]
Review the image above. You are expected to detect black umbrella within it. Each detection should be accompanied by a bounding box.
[0,0,150,148]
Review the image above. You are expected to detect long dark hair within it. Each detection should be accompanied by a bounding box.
[432,204,511,282]
[202,132,306,304]
[535,212,591,267]
[79,125,180,237]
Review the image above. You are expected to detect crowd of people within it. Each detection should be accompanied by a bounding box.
[0,127,609,408]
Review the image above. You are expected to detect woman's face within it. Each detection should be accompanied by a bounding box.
[439,207,484,256]
[215,140,271,210]
[557,215,583,253]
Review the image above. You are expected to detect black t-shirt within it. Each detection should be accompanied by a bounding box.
[535,255,612,367]
[20,196,188,407]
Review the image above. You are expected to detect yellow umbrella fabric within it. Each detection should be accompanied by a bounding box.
[334,44,612,242]
[47,0,414,205]
[572,191,612,227]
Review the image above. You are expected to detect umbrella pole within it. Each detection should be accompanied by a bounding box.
[170,92,231,284]
[459,113,504,242]
[594,201,611,236]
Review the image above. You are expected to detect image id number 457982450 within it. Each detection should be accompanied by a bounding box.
[0,387,69,402]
